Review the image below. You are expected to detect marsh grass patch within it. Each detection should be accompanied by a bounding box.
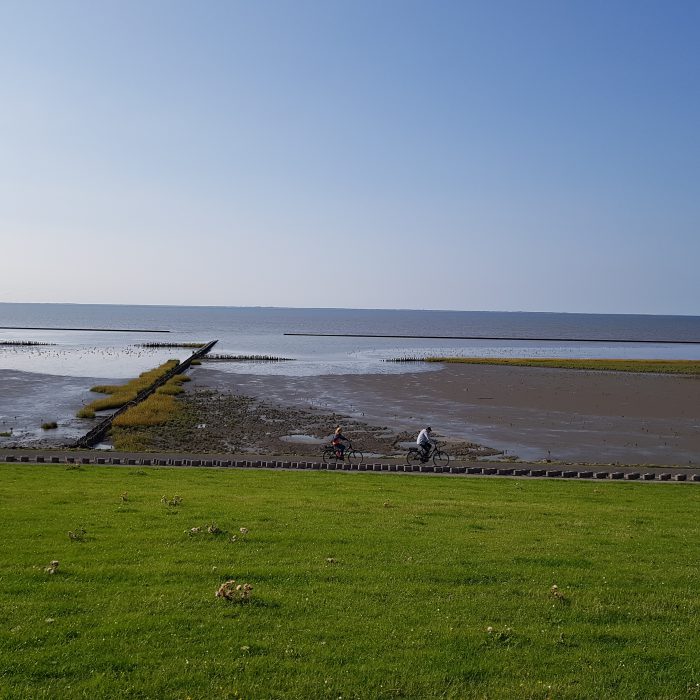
[389,357,700,375]
[77,360,179,419]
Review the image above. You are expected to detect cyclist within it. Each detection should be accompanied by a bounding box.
[416,426,435,462]
[331,426,350,460]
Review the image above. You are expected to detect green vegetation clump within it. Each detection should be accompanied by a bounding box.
[106,372,191,448]
[388,357,700,375]
[87,391,139,412]
[155,375,190,396]
[0,465,698,699]
[113,393,179,428]
[41,421,58,430]
[76,360,179,418]
[0,430,12,437]
[109,374,190,450]
[155,383,182,396]
[109,431,150,452]
[90,359,179,396]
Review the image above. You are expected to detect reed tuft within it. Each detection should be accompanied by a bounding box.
[77,360,180,418]
[113,393,180,427]
[155,378,184,395]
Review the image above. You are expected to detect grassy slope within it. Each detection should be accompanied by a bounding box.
[0,465,698,699]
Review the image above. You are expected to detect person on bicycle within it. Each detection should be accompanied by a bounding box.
[332,426,350,459]
[416,426,435,462]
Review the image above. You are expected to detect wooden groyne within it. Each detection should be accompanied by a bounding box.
[203,354,294,362]
[74,339,218,449]
[135,342,205,348]
[0,326,170,333]
[0,341,56,346]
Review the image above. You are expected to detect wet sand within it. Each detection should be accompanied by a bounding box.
[192,364,700,466]
[0,369,118,447]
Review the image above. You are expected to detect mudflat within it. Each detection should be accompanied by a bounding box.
[1,363,698,467]
[193,363,700,466]
[0,369,121,446]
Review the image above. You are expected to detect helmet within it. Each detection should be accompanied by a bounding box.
[427,427,432,432]
[335,426,343,434]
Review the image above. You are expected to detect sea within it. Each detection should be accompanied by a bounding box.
[1,303,700,379]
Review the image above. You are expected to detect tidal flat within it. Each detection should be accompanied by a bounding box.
[1,360,699,466]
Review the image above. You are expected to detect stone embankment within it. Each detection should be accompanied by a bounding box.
[2,449,699,483]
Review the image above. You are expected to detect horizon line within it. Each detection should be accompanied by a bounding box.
[0,301,698,319]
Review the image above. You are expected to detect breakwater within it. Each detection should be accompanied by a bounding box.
[74,339,218,448]
[203,354,294,362]
[0,326,170,333]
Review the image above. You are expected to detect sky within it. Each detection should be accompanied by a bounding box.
[0,0,698,315]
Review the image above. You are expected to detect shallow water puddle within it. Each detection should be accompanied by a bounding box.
[280,434,325,444]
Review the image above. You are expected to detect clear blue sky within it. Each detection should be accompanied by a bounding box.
[1,0,698,314]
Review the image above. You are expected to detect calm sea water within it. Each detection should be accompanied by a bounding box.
[1,303,699,378]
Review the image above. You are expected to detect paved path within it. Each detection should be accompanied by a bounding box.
[2,448,699,483]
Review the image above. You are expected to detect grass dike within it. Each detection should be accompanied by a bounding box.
[1,463,698,699]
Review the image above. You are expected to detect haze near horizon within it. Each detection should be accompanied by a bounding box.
[1,1,698,316]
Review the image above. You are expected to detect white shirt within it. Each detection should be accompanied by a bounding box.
[417,429,433,446]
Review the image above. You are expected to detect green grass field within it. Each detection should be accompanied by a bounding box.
[1,465,698,699]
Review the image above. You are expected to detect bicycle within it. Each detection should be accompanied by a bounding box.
[321,442,363,465]
[406,441,450,468]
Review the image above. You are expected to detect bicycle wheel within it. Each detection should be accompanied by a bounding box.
[433,450,450,468]
[322,447,336,464]
[346,449,363,465]
[406,448,422,467]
